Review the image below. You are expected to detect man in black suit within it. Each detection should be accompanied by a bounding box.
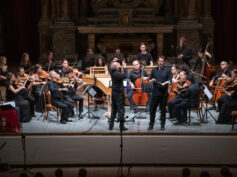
[109,59,128,131]
[148,56,171,131]
[175,37,192,66]
[174,75,200,124]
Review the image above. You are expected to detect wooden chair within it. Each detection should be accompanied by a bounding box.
[188,104,204,125]
[232,111,237,130]
[42,90,61,122]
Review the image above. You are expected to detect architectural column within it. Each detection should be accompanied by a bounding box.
[157,33,164,56]
[61,0,69,20]
[165,0,175,24]
[88,34,95,50]
[202,0,212,17]
[40,0,49,21]
[79,0,88,24]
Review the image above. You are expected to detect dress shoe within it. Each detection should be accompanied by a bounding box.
[66,118,72,122]
[147,125,153,131]
[120,127,128,131]
[78,112,83,119]
[173,121,185,125]
[109,123,114,130]
[160,124,165,131]
[60,120,67,124]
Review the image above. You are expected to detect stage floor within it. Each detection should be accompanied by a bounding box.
[21,106,236,134]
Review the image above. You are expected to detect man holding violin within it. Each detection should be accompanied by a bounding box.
[127,60,149,113]
[49,71,74,124]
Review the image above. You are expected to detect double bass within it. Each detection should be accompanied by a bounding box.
[132,65,148,105]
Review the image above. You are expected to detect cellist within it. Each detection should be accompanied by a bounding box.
[209,61,232,110]
[127,60,149,113]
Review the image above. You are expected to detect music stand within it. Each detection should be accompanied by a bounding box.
[202,84,216,122]
[82,85,99,119]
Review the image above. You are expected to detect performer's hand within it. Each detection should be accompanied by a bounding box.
[131,83,135,89]
[149,78,156,83]
[209,80,213,87]
[142,77,149,81]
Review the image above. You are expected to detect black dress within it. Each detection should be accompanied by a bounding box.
[6,84,32,122]
[32,81,45,113]
[0,67,8,86]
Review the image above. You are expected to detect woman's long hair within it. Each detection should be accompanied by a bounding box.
[21,52,31,66]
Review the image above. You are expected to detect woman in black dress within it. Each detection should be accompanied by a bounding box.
[0,56,8,101]
[21,52,33,74]
[6,73,33,122]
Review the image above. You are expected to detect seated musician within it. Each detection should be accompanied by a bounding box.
[64,72,84,119]
[32,64,48,112]
[0,56,9,101]
[43,50,58,72]
[217,69,237,112]
[136,43,153,66]
[217,77,237,124]
[49,71,74,124]
[81,48,96,72]
[127,60,149,113]
[58,59,73,78]
[167,70,188,119]
[17,67,33,91]
[209,61,232,109]
[173,75,200,124]
[6,72,34,122]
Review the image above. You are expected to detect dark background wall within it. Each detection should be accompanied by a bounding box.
[0,0,236,67]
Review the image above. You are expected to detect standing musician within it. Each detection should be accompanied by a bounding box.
[81,48,96,72]
[148,56,171,131]
[49,71,74,124]
[173,75,200,124]
[167,70,188,120]
[127,60,149,113]
[175,37,192,66]
[0,56,8,101]
[43,51,58,72]
[109,59,128,131]
[32,64,48,112]
[136,43,153,66]
[112,48,124,63]
[217,69,237,112]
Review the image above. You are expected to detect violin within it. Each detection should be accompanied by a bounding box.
[39,70,50,80]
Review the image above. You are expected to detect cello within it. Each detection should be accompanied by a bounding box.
[212,61,232,102]
[132,65,148,105]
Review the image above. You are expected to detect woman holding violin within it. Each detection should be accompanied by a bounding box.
[32,64,48,112]
[127,60,149,113]
[6,72,34,122]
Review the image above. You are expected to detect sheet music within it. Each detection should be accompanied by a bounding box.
[203,84,213,100]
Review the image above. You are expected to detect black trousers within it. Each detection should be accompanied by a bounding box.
[71,95,84,113]
[52,98,74,120]
[24,95,35,115]
[218,98,237,123]
[149,95,168,126]
[110,92,125,127]
[167,96,182,118]
[175,100,189,122]
[217,94,231,111]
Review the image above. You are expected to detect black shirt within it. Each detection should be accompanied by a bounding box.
[150,66,171,97]
[175,45,192,65]
[212,69,232,82]
[49,80,64,101]
[136,53,153,66]
[111,68,127,93]
[181,83,200,108]
[128,69,148,85]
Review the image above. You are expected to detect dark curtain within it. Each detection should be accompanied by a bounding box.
[212,0,237,62]
[1,0,41,67]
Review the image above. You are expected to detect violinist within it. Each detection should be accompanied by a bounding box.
[58,59,73,77]
[217,69,237,112]
[32,64,48,112]
[217,70,237,124]
[167,71,187,120]
[63,72,84,119]
[49,71,74,124]
[6,72,35,122]
[43,50,58,72]
[127,60,149,113]
[0,56,8,101]
[20,52,33,74]
[148,56,171,131]
[17,67,33,91]
[173,75,200,125]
